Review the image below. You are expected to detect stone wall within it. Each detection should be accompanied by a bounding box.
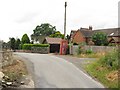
[70,45,117,55]
[69,45,78,55]
[0,51,13,67]
[83,46,117,53]
[0,41,2,70]
[31,47,49,54]
[16,47,49,54]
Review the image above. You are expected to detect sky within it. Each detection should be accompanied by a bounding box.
[0,0,119,42]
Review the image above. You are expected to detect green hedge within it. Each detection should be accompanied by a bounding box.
[22,44,50,50]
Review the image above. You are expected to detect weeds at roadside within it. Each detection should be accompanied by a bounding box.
[85,50,119,89]
[2,57,28,87]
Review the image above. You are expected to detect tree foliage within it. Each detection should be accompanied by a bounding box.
[9,37,16,50]
[21,34,30,44]
[66,34,70,41]
[15,38,21,50]
[32,23,56,36]
[49,31,64,39]
[92,32,108,46]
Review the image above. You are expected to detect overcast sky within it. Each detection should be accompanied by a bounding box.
[0,0,119,42]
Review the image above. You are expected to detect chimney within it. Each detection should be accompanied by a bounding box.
[89,26,92,30]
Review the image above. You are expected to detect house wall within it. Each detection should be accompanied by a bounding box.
[72,31,86,44]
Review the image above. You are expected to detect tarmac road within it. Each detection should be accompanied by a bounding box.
[15,52,104,88]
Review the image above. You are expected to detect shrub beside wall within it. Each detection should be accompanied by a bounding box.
[22,44,50,54]
[22,44,49,50]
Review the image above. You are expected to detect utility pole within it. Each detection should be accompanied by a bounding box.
[64,2,67,40]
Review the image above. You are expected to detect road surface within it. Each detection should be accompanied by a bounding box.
[15,53,104,88]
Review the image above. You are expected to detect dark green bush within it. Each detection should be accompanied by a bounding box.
[86,49,93,54]
[92,32,108,46]
[22,44,49,50]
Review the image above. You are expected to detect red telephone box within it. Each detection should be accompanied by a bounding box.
[60,40,68,55]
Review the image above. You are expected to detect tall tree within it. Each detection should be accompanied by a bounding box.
[9,37,16,50]
[15,38,21,50]
[92,32,108,46]
[21,34,30,44]
[32,23,56,36]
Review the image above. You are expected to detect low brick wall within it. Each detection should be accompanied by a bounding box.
[0,51,13,67]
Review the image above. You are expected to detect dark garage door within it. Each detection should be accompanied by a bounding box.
[50,44,60,53]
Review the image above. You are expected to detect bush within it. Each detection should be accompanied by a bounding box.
[21,34,30,44]
[92,32,108,46]
[19,44,23,49]
[85,49,93,54]
[22,44,49,50]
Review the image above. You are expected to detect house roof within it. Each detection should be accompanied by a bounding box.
[93,28,119,37]
[44,37,62,44]
[79,28,119,37]
[80,29,92,37]
[70,27,120,44]
[70,30,77,38]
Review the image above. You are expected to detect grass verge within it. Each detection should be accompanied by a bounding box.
[73,52,105,58]
[85,50,119,89]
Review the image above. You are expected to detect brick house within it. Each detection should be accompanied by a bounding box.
[70,27,120,45]
[70,27,92,44]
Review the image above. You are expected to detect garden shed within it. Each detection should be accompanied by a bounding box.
[42,37,62,53]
